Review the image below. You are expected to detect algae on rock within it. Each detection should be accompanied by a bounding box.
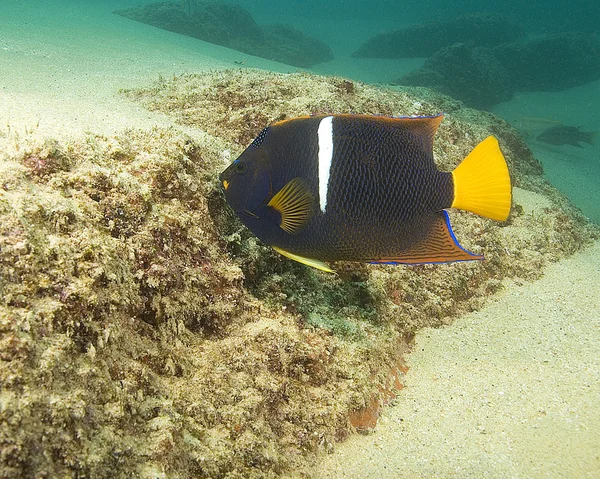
[1,70,597,478]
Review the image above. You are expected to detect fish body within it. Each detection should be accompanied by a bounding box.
[536,125,596,147]
[220,114,511,272]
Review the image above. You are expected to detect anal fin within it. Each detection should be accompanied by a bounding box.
[371,211,483,265]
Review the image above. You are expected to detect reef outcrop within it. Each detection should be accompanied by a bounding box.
[114,2,333,68]
[493,32,600,91]
[1,70,596,478]
[352,13,524,59]
[397,43,513,110]
[394,32,600,109]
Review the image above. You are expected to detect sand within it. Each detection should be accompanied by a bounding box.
[314,240,600,478]
[1,1,599,477]
[0,0,296,139]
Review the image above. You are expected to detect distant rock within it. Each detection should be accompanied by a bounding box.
[353,13,524,59]
[118,2,262,47]
[114,1,333,68]
[259,24,334,68]
[396,43,514,110]
[493,32,600,91]
[394,31,600,109]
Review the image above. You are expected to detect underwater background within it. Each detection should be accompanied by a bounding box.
[3,0,599,223]
[1,0,599,477]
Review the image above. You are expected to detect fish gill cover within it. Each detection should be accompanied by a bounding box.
[0,70,597,478]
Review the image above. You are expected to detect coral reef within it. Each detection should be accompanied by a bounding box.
[493,32,600,91]
[394,32,600,109]
[1,70,597,478]
[114,2,333,68]
[352,13,524,59]
[397,43,513,110]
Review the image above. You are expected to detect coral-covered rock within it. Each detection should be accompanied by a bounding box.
[493,32,600,91]
[114,1,333,67]
[397,43,514,110]
[353,13,524,59]
[1,70,596,478]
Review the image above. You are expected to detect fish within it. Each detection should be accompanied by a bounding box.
[219,114,511,273]
[536,125,596,147]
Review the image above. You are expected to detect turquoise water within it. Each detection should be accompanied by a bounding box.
[9,0,594,222]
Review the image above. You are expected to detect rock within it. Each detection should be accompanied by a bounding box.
[395,32,600,108]
[493,32,600,91]
[258,24,334,68]
[1,70,596,479]
[116,1,263,49]
[396,43,514,110]
[114,2,333,68]
[353,13,524,59]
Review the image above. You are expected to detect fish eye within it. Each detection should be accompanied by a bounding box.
[235,161,247,174]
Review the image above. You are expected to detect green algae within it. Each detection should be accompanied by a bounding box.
[1,70,598,478]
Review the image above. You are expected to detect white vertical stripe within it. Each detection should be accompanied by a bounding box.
[317,116,334,212]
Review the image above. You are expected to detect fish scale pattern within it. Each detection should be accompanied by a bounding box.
[222,115,457,263]
[305,116,454,261]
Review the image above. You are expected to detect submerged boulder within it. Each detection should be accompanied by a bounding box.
[397,43,514,110]
[493,32,600,91]
[394,31,600,109]
[118,1,262,48]
[114,1,333,67]
[353,13,524,58]
[259,24,334,68]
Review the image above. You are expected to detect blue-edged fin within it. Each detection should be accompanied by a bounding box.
[272,246,334,273]
[268,178,314,234]
[451,136,511,221]
[370,211,483,265]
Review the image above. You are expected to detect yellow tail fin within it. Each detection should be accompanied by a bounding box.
[451,136,511,221]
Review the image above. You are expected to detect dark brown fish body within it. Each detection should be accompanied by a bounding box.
[536,125,596,147]
[252,116,454,262]
[220,114,511,272]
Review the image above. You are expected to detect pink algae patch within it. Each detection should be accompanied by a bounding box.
[349,361,408,433]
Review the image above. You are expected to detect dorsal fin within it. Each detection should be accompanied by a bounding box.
[337,113,444,155]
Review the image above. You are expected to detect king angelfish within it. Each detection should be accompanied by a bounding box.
[220,113,512,273]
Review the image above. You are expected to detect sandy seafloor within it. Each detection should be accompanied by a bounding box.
[1,1,599,477]
[315,241,600,478]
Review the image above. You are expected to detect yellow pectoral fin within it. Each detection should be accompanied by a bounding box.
[451,136,512,221]
[268,178,314,234]
[272,247,335,273]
